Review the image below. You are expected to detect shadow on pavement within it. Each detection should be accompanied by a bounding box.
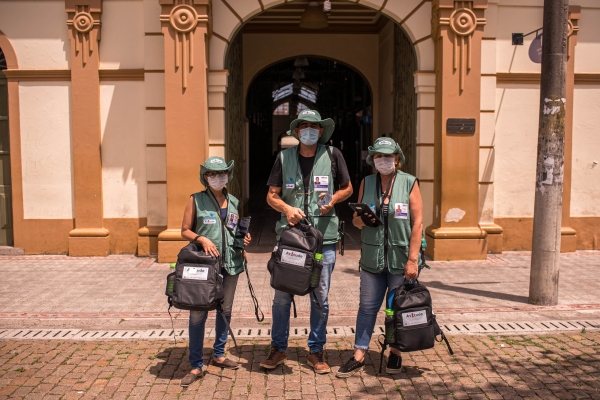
[424,280,529,304]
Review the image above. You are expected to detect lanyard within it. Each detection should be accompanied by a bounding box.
[376,173,395,270]
[206,190,228,266]
[375,173,395,219]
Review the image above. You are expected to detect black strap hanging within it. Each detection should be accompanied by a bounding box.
[376,174,395,270]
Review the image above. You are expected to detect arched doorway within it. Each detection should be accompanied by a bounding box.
[220,1,423,247]
[245,56,372,212]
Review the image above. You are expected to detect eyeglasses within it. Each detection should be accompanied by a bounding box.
[205,171,228,178]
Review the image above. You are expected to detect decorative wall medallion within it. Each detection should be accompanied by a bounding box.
[73,11,94,33]
[67,7,100,66]
[439,1,485,92]
[161,2,204,89]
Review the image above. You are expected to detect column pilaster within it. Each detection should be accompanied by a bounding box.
[157,0,211,262]
[66,0,110,256]
[560,6,580,252]
[208,70,229,159]
[426,0,488,260]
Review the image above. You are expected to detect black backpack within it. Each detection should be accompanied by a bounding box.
[267,219,326,321]
[166,242,224,311]
[379,281,453,372]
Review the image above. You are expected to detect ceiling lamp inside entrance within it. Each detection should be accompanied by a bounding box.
[300,1,328,29]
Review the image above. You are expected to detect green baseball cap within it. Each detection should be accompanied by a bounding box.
[287,109,335,144]
[199,156,234,188]
[366,137,405,168]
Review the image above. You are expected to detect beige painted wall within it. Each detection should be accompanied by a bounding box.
[0,1,69,69]
[494,85,540,217]
[575,7,600,73]
[496,5,543,73]
[99,0,144,69]
[100,82,147,218]
[19,82,74,219]
[377,21,394,137]
[571,86,600,216]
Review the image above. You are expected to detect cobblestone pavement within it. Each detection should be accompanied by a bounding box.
[1,251,600,329]
[1,331,600,399]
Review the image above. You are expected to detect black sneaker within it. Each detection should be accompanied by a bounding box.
[336,357,364,378]
[386,351,402,374]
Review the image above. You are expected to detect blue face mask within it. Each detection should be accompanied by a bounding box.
[299,128,319,146]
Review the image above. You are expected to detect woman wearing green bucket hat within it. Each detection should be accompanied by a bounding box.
[337,137,423,378]
[179,156,251,386]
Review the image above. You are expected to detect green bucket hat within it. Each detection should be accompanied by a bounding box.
[199,156,234,188]
[366,137,405,168]
[287,109,335,144]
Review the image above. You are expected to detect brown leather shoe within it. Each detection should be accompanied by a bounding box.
[307,350,331,374]
[180,370,203,387]
[212,357,239,370]
[260,346,287,370]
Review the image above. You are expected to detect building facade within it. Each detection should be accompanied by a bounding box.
[0,0,598,262]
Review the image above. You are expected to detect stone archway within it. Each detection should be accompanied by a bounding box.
[211,0,435,226]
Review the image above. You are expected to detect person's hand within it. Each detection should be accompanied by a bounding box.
[404,258,419,280]
[352,211,365,228]
[198,237,220,258]
[243,233,251,247]
[319,193,335,215]
[285,206,305,226]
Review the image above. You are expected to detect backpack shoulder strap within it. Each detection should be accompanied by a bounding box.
[325,146,337,188]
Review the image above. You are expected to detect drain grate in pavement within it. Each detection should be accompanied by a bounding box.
[0,320,598,341]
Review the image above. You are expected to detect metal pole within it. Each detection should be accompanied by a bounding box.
[529,0,569,306]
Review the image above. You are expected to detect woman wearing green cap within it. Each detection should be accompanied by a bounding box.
[178,156,251,387]
[337,137,423,378]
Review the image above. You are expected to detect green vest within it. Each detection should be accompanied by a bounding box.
[192,190,244,276]
[276,145,340,245]
[359,171,420,274]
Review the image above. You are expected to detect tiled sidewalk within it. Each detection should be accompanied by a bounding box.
[1,331,600,399]
[1,251,600,329]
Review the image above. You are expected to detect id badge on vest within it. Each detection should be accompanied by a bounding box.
[226,213,239,229]
[314,175,329,192]
[394,203,409,219]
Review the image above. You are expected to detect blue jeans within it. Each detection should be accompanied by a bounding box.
[271,243,336,354]
[188,270,239,370]
[354,268,406,350]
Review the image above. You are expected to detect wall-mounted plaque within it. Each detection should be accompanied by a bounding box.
[446,118,476,134]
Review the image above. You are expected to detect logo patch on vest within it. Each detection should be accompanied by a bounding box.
[182,266,208,280]
[402,310,427,326]
[203,218,216,224]
[280,249,306,266]
[285,177,295,189]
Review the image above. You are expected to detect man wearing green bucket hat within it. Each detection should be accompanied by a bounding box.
[336,137,424,378]
[260,109,353,374]
[179,156,251,386]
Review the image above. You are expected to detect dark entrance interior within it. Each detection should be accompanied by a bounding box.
[0,48,14,246]
[245,57,372,249]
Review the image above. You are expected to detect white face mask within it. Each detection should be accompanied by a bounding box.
[207,174,228,191]
[299,128,320,146]
[374,157,396,175]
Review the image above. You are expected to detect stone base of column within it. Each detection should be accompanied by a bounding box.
[480,224,504,254]
[157,229,186,263]
[425,227,488,260]
[68,228,110,257]
[561,227,577,252]
[137,226,165,256]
